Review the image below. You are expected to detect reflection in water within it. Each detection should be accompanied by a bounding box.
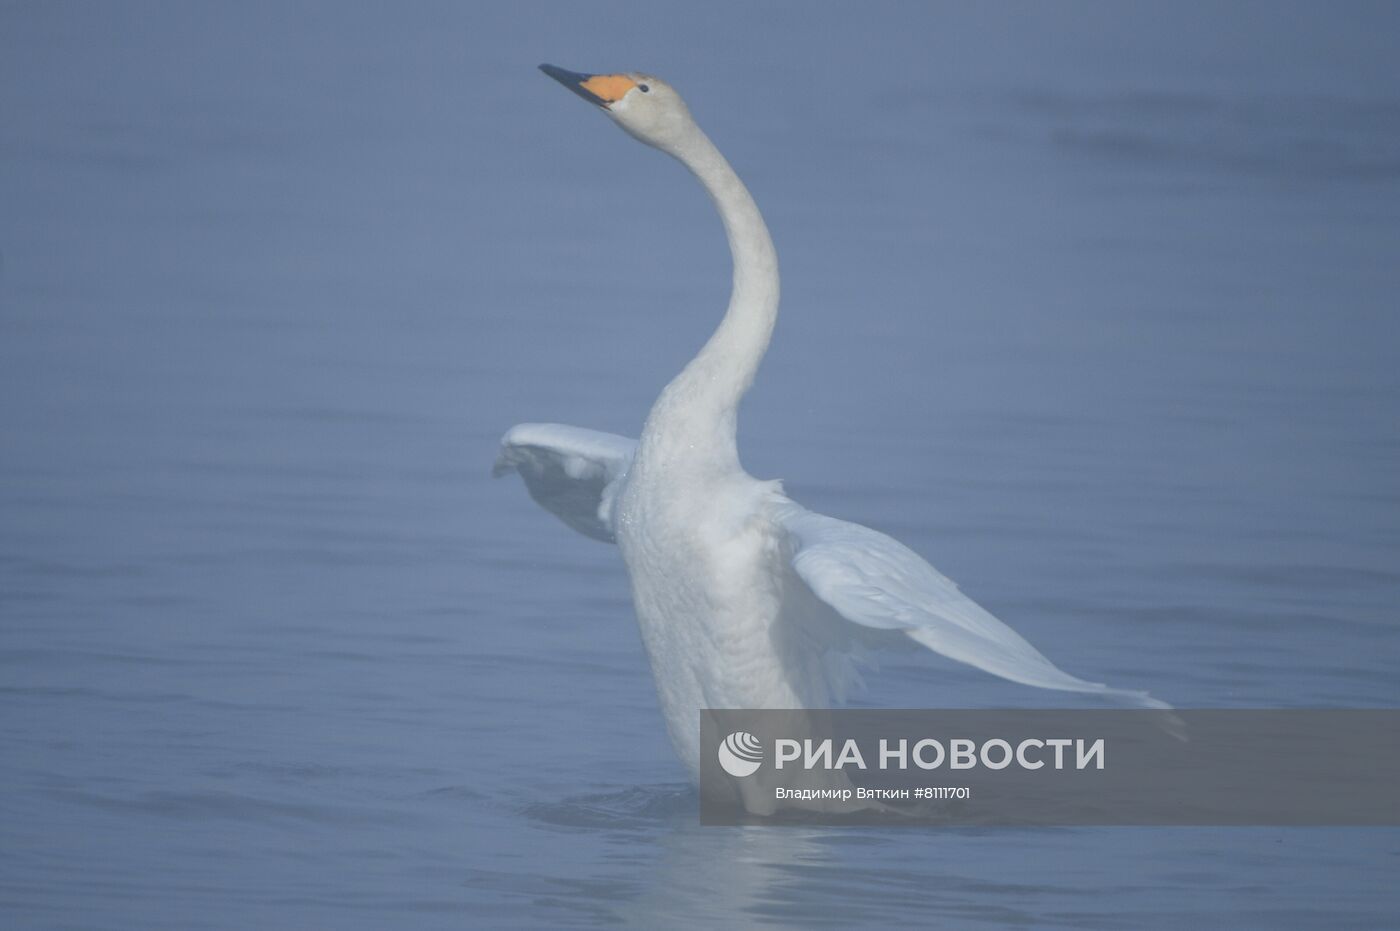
[524,785,1400,928]
[525,785,845,928]
[620,820,836,928]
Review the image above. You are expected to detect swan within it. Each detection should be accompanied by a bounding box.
[495,64,1169,780]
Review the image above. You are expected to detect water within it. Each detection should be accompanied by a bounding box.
[3,2,1398,927]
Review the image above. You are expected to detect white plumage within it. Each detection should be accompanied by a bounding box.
[495,66,1168,780]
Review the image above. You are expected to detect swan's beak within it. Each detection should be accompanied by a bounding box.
[539,64,635,111]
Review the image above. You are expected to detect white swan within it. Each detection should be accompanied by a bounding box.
[495,65,1169,780]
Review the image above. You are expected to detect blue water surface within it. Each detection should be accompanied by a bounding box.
[2,3,1398,927]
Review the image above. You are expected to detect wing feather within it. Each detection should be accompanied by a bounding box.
[493,423,636,542]
[772,499,1169,709]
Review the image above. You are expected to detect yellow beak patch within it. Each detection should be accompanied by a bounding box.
[580,74,637,104]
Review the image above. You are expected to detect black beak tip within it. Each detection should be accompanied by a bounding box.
[538,63,609,108]
[539,63,584,84]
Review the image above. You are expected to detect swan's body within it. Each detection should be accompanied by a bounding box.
[496,66,1168,780]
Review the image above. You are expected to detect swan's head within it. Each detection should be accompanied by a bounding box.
[539,64,695,154]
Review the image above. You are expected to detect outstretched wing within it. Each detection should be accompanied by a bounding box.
[493,423,636,543]
[771,498,1170,709]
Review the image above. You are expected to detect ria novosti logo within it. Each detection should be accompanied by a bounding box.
[716,731,1110,778]
[717,731,763,777]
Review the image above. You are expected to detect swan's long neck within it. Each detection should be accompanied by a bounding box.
[637,123,779,477]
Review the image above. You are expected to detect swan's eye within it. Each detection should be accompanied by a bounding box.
[638,84,650,93]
